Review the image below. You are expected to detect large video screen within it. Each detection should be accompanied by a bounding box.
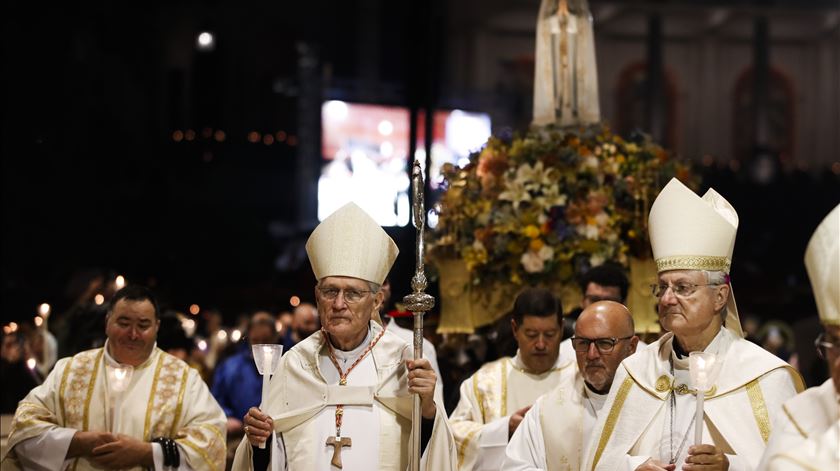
[319,101,491,226]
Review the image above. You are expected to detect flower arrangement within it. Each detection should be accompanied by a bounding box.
[429,123,694,291]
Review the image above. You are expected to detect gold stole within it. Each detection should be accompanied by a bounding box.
[7,348,224,471]
[452,357,508,468]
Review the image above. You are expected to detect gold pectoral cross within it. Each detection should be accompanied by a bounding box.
[326,435,352,468]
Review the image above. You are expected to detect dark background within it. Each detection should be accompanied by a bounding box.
[2,1,838,327]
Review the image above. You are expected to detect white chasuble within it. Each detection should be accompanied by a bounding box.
[231,321,456,471]
[765,421,839,471]
[582,328,804,471]
[450,353,575,470]
[757,378,839,470]
[502,370,605,471]
[1,345,227,471]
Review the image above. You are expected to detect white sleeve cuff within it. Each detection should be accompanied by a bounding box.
[480,416,511,448]
[725,453,750,471]
[626,455,651,471]
[13,427,77,471]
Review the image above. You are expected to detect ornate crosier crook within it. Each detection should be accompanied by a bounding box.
[403,160,435,471]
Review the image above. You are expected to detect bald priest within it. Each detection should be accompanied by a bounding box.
[232,202,457,470]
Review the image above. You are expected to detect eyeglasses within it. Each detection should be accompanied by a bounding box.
[571,336,633,353]
[814,332,840,360]
[650,282,722,298]
[317,287,373,304]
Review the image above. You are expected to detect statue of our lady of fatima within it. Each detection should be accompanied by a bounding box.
[532,0,601,127]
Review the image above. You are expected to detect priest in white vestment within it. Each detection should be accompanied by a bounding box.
[450,287,575,470]
[232,202,456,470]
[582,178,804,471]
[1,285,227,471]
[759,204,840,471]
[503,300,639,470]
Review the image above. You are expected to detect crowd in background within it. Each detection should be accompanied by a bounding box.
[2,266,829,420]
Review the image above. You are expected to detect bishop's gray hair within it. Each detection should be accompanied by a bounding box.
[368,282,381,293]
[703,270,729,319]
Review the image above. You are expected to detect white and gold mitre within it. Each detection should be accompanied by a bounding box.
[305,202,398,285]
[649,178,743,336]
[649,178,738,273]
[804,204,839,326]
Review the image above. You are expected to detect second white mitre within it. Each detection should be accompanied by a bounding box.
[648,177,743,336]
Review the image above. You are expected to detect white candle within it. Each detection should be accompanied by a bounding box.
[252,344,283,449]
[110,366,133,433]
[688,352,719,446]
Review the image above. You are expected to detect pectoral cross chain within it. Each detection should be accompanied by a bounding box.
[325,436,352,468]
[322,327,387,469]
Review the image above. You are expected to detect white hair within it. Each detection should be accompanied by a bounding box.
[703,270,729,318]
[368,281,381,293]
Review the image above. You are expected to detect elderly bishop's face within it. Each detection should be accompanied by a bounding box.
[657,270,728,339]
[315,276,383,344]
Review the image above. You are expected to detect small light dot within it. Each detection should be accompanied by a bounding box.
[27,358,37,370]
[38,303,51,316]
[290,296,301,307]
[202,127,213,139]
[248,131,260,143]
[34,317,44,327]
[728,160,741,172]
[94,294,105,305]
[189,304,200,315]
[275,131,287,142]
[214,130,226,142]
[263,134,275,145]
[287,135,298,146]
[185,129,196,141]
[231,329,242,342]
[172,130,184,142]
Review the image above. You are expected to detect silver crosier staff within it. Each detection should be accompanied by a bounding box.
[402,159,435,471]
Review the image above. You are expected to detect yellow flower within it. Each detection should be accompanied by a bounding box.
[523,225,541,239]
[529,238,545,251]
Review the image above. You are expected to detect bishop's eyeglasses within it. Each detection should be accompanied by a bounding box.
[571,336,633,353]
[650,282,722,298]
[814,332,840,360]
[317,287,373,304]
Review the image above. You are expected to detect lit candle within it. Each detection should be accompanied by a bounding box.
[108,365,134,433]
[689,352,719,445]
[251,344,283,449]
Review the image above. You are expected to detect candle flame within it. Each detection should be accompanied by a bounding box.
[115,368,128,381]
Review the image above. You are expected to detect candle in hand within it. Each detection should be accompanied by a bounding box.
[689,352,720,446]
[251,344,283,449]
